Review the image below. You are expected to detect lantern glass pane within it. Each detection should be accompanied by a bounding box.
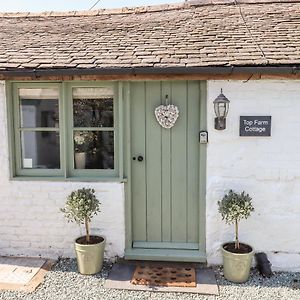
[214,103,220,117]
[219,103,226,118]
[224,103,229,117]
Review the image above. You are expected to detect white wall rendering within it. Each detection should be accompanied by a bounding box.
[1,79,300,271]
[207,80,300,271]
[0,81,125,259]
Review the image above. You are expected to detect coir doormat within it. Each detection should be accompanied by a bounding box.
[131,265,196,287]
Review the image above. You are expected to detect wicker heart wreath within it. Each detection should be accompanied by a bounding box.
[155,104,179,129]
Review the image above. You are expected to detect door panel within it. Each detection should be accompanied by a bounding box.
[187,81,200,242]
[130,81,201,251]
[161,82,172,242]
[145,82,162,242]
[171,81,187,242]
[131,82,147,241]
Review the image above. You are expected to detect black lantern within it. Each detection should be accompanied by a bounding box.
[213,89,230,130]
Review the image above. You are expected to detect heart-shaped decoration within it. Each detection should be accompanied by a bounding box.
[154,104,179,129]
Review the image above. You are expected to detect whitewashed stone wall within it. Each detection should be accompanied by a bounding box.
[207,80,300,271]
[2,79,300,271]
[0,81,125,260]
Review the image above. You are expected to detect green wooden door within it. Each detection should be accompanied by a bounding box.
[129,81,205,258]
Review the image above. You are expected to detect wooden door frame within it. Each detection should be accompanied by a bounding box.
[123,80,207,262]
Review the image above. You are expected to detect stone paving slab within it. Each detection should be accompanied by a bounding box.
[104,262,219,295]
[0,257,46,285]
[0,257,55,293]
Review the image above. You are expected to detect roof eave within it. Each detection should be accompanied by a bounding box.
[1,65,300,78]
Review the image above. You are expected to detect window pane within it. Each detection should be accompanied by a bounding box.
[20,99,59,128]
[19,88,59,128]
[74,131,114,170]
[19,88,59,99]
[73,87,114,128]
[21,131,60,169]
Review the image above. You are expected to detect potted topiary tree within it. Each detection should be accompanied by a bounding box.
[218,189,254,283]
[61,188,105,275]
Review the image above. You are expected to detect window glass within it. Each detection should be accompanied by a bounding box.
[21,131,60,169]
[74,131,114,170]
[19,88,59,128]
[73,87,114,128]
[20,99,59,128]
[18,88,60,171]
[12,84,118,178]
[72,87,115,171]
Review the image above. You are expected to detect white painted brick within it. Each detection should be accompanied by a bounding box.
[0,227,17,235]
[207,80,300,271]
[0,81,125,260]
[10,241,31,248]
[3,79,300,271]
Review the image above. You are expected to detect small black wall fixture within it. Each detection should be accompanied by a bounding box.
[213,89,230,130]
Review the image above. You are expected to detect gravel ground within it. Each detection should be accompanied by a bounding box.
[0,258,300,300]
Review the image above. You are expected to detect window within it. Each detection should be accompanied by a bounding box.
[10,82,119,179]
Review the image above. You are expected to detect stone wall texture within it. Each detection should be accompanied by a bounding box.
[207,80,300,271]
[0,81,125,259]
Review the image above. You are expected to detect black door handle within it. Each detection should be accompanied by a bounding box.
[133,156,144,161]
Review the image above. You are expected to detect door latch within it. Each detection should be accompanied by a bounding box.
[133,156,144,162]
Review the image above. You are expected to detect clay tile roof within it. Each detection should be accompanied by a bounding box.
[0,0,300,73]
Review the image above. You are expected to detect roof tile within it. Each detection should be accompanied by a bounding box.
[0,0,300,72]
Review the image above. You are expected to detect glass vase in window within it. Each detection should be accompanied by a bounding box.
[74,131,114,170]
[74,132,91,169]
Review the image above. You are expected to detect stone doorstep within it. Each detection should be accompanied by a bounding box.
[0,257,56,293]
[104,262,219,295]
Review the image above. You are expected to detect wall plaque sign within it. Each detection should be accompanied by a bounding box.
[240,116,271,136]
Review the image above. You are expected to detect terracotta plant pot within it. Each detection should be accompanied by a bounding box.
[221,242,254,283]
[74,235,106,275]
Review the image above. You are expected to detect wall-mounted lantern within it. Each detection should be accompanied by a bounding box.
[213,89,230,130]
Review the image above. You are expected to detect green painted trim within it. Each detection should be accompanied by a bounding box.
[7,80,122,181]
[10,176,127,182]
[72,127,114,131]
[114,83,120,179]
[66,81,119,177]
[124,82,133,250]
[65,81,73,177]
[118,82,124,181]
[125,248,206,263]
[11,82,64,177]
[12,83,21,174]
[133,241,199,250]
[124,80,207,261]
[62,81,68,178]
[18,128,60,131]
[199,81,207,255]
[5,82,16,179]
